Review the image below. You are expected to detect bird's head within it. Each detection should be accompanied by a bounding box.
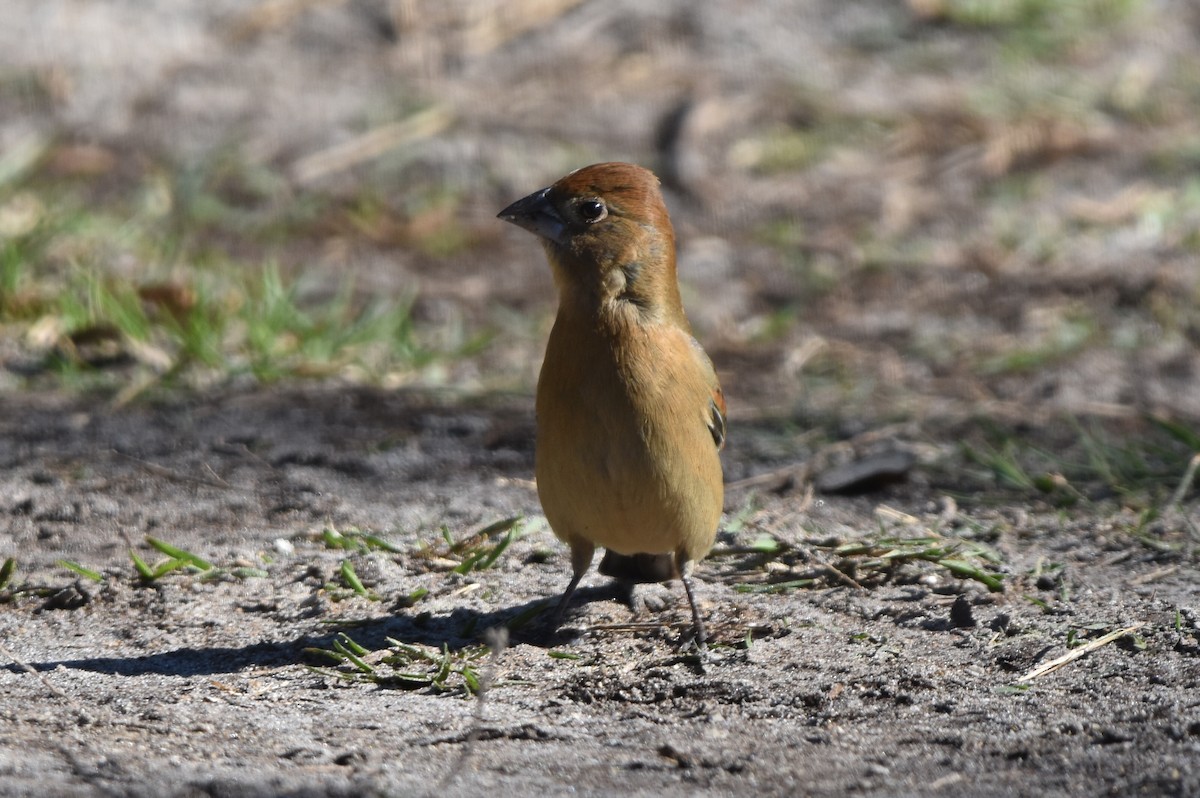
[498,162,684,322]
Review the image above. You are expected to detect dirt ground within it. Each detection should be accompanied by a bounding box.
[2,1,1200,796]
[0,386,1197,797]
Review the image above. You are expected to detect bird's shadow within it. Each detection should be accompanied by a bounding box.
[3,586,621,679]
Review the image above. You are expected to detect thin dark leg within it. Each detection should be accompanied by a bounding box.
[550,540,594,631]
[677,557,707,650]
[550,568,586,630]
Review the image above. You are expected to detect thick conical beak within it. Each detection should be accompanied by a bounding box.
[497,187,567,246]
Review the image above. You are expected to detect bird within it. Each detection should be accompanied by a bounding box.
[497,162,726,646]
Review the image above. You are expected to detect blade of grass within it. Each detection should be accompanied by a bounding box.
[150,558,192,579]
[145,537,213,570]
[734,579,817,594]
[339,560,370,597]
[0,558,15,590]
[130,550,155,580]
[333,638,374,674]
[1018,622,1147,682]
[476,526,517,570]
[58,560,104,583]
[1148,415,1200,451]
[1168,452,1200,509]
[335,633,371,657]
[937,558,1004,592]
[358,532,404,553]
[230,567,269,579]
[396,587,428,608]
[505,600,551,630]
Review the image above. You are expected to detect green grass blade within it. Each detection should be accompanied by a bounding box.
[333,643,374,674]
[58,560,104,583]
[734,579,817,594]
[1148,415,1200,450]
[0,557,15,590]
[477,526,517,570]
[151,558,191,579]
[130,550,155,580]
[938,558,1005,592]
[339,560,368,596]
[506,601,551,630]
[336,633,371,657]
[396,587,428,608]
[145,537,213,570]
[360,533,403,553]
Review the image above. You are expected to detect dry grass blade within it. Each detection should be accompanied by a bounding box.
[436,628,508,792]
[821,560,866,590]
[1168,452,1200,510]
[588,621,681,633]
[1018,622,1146,683]
[113,451,235,491]
[725,463,808,492]
[227,0,347,41]
[1128,565,1179,587]
[291,107,453,184]
[0,641,92,723]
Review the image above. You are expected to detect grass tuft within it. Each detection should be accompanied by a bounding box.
[715,527,1006,594]
[320,525,404,554]
[441,516,523,575]
[0,156,454,395]
[304,632,488,695]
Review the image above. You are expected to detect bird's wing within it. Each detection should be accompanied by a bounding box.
[687,335,726,451]
[708,385,727,451]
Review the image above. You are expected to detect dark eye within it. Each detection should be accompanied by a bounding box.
[578,199,607,223]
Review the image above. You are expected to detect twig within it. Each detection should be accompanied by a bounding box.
[1018,622,1146,683]
[435,627,508,793]
[803,544,867,590]
[822,561,867,591]
[874,504,920,525]
[0,641,92,724]
[588,621,683,632]
[1128,565,1179,586]
[725,464,807,492]
[227,0,348,41]
[291,107,452,184]
[1168,452,1200,510]
[1184,512,1200,546]
[111,372,162,409]
[795,481,815,513]
[495,476,537,491]
[111,450,237,491]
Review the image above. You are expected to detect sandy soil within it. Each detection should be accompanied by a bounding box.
[1,386,1197,797]
[2,1,1199,796]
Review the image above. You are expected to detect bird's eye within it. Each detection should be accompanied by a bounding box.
[578,199,607,223]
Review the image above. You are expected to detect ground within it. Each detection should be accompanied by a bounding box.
[2,387,1197,796]
[1,1,1200,796]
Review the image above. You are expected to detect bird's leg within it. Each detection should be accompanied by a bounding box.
[675,553,707,650]
[550,539,595,632]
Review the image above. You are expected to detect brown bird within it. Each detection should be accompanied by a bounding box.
[498,162,726,646]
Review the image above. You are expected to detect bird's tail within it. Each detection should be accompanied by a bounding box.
[597,551,676,583]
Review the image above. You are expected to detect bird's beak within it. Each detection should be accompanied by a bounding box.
[497,187,567,246]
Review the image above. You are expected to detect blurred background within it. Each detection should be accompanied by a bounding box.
[1,0,1198,449]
